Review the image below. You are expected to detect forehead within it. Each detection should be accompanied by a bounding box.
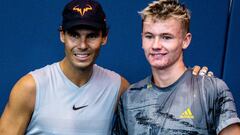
[66,29,102,36]
[66,25,101,33]
[143,17,182,34]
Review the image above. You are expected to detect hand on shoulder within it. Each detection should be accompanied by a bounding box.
[192,65,214,77]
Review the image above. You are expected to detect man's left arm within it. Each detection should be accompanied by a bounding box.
[219,123,240,135]
[118,77,130,99]
[215,79,240,135]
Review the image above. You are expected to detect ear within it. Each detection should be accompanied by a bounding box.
[60,30,65,43]
[101,35,108,45]
[182,32,192,49]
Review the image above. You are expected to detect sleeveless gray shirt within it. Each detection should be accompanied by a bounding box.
[26,63,121,135]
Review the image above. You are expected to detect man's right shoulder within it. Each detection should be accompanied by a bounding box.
[9,63,57,106]
[13,74,36,97]
[123,76,149,95]
[29,63,58,82]
[120,77,150,107]
[8,74,36,112]
[30,62,57,75]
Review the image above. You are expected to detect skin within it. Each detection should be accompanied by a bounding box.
[0,74,35,134]
[141,16,240,135]
[59,28,108,86]
[219,124,240,135]
[142,17,191,87]
[0,28,129,135]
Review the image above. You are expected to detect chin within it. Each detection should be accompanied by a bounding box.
[152,65,167,70]
[71,61,93,70]
[150,62,170,70]
[71,54,98,70]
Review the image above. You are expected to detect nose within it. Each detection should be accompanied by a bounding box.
[77,38,88,50]
[152,37,162,50]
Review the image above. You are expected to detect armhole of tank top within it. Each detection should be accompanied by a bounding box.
[115,73,122,104]
[93,65,122,106]
[29,72,40,114]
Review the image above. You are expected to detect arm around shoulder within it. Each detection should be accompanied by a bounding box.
[0,74,36,135]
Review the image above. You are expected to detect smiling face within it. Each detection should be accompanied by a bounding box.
[60,28,107,70]
[142,17,191,70]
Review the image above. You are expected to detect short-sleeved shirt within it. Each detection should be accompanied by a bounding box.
[118,69,240,135]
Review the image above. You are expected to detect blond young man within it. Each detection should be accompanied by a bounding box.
[116,0,240,134]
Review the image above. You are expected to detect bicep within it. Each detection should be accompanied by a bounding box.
[0,74,36,135]
[214,79,240,134]
[118,77,130,99]
[219,124,240,135]
[115,77,129,112]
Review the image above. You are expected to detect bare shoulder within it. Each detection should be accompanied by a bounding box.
[9,74,36,110]
[118,77,130,97]
[114,76,129,111]
[0,74,36,134]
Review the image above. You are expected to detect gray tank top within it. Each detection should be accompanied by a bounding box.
[26,62,121,135]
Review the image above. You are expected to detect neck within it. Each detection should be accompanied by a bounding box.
[59,58,93,87]
[152,61,186,88]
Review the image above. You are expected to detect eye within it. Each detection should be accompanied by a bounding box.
[67,31,79,39]
[143,34,154,39]
[162,35,173,40]
[87,33,99,39]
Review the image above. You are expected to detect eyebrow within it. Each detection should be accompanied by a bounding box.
[160,33,173,36]
[142,32,173,36]
[142,32,152,35]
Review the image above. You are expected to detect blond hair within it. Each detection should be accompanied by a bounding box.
[139,0,191,34]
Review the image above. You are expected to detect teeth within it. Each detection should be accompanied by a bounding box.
[75,54,89,58]
[152,53,166,55]
[152,53,161,56]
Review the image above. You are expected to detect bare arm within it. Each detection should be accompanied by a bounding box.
[118,77,130,100]
[112,77,129,134]
[114,77,129,111]
[219,124,240,135]
[0,74,36,135]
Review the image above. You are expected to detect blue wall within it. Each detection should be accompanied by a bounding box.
[223,0,240,112]
[0,0,239,116]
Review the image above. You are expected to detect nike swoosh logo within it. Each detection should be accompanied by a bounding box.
[72,105,88,110]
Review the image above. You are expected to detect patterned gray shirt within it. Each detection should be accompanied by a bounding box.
[115,69,240,135]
